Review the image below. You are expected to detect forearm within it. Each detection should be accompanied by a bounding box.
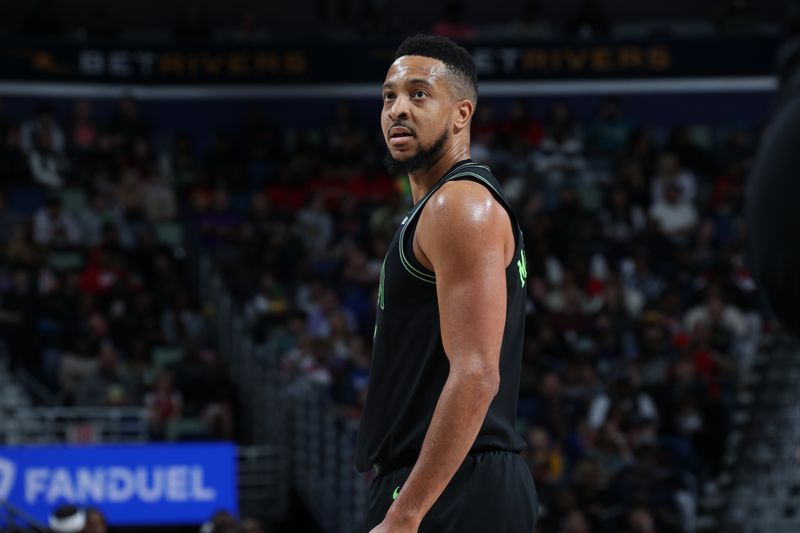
[387,367,498,526]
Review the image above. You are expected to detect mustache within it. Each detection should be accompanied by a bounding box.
[389,121,416,136]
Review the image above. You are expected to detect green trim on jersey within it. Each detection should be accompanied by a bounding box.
[378,257,386,309]
[396,166,501,284]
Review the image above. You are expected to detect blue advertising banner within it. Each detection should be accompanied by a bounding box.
[0,443,237,525]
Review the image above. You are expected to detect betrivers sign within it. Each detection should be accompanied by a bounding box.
[0,444,237,525]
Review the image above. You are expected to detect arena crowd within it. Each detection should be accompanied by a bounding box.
[0,93,762,533]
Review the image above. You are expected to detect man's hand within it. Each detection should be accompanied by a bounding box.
[368,509,420,533]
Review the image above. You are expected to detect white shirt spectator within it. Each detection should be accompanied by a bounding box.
[33,202,81,246]
[649,184,698,241]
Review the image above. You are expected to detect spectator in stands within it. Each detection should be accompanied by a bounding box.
[201,356,238,440]
[76,340,140,406]
[70,100,97,153]
[145,369,183,439]
[108,96,149,150]
[29,128,69,188]
[160,131,199,193]
[600,187,646,257]
[296,193,334,256]
[624,129,659,182]
[512,0,555,38]
[33,196,80,246]
[21,103,65,155]
[684,287,749,349]
[650,153,697,205]
[533,102,587,201]
[588,96,632,157]
[200,510,238,533]
[626,506,657,533]
[587,371,659,432]
[83,508,107,533]
[162,290,206,344]
[648,182,699,245]
[47,504,84,533]
[432,0,476,41]
[73,191,133,249]
[560,508,592,533]
[240,517,267,533]
[524,426,565,502]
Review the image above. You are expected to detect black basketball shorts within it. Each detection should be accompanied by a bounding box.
[364,450,538,533]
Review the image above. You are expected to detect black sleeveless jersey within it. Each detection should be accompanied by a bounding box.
[355,160,528,474]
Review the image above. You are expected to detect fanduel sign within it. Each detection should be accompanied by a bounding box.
[0,443,237,525]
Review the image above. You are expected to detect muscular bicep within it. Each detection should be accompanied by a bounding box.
[418,182,510,377]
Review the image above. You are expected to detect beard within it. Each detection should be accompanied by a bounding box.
[384,127,449,175]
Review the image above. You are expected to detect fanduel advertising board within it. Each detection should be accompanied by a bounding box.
[0,443,237,525]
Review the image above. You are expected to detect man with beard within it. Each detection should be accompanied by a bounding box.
[356,34,538,532]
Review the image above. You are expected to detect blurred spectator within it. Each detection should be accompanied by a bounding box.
[160,131,199,193]
[33,196,80,246]
[560,508,592,533]
[28,127,69,188]
[83,508,107,533]
[588,96,632,157]
[650,154,697,205]
[240,517,266,533]
[145,370,183,439]
[626,506,657,533]
[533,102,587,199]
[76,341,140,406]
[21,104,65,155]
[296,193,335,256]
[432,0,476,41]
[70,101,97,153]
[108,96,150,150]
[200,510,238,533]
[47,504,84,533]
[512,0,555,38]
[684,287,749,346]
[648,182,699,244]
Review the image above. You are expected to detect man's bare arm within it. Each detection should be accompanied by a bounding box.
[383,181,512,527]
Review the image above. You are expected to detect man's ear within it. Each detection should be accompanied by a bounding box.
[453,99,474,132]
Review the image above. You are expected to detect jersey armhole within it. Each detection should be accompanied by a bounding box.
[400,171,522,282]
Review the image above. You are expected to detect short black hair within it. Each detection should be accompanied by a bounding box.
[394,34,478,103]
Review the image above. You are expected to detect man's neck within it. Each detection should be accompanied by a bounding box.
[408,144,471,204]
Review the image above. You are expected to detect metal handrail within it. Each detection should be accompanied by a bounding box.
[0,406,148,444]
[0,499,47,532]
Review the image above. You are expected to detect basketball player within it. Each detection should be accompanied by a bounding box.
[356,35,538,532]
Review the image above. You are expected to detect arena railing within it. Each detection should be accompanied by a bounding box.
[199,256,289,520]
[0,406,149,444]
[288,386,368,533]
[0,499,47,532]
[199,256,367,532]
